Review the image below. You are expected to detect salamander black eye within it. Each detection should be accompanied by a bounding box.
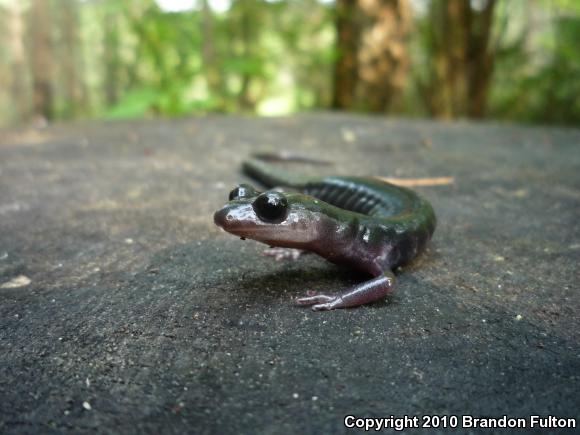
[229,184,258,201]
[252,192,289,223]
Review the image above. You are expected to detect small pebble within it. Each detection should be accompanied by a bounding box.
[341,129,356,143]
[82,401,92,411]
[1,275,31,289]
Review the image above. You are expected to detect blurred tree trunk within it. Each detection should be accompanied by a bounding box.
[332,0,358,109]
[466,0,496,118]
[104,9,120,106]
[124,1,145,91]
[232,0,262,112]
[422,0,496,118]
[357,0,412,112]
[332,0,412,112]
[29,0,54,121]
[61,0,87,117]
[201,0,223,109]
[7,3,28,123]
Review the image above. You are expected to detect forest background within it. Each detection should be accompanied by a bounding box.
[1,0,579,128]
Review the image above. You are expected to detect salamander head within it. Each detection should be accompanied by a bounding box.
[214,184,325,248]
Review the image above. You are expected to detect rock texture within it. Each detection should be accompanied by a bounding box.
[1,115,579,433]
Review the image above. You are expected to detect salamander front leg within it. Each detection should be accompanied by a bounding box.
[296,270,395,311]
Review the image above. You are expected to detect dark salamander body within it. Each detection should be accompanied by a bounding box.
[214,157,436,311]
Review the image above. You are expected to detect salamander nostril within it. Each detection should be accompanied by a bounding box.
[213,207,229,228]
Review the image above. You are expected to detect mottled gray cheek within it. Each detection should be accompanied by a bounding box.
[227,205,256,223]
[214,203,256,229]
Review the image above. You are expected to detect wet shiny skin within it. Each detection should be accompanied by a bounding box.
[214,158,436,311]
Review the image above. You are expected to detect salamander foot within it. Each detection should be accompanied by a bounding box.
[296,293,336,307]
[296,271,395,311]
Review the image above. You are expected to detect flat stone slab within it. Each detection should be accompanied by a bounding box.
[1,114,579,434]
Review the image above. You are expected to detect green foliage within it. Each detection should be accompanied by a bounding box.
[491,5,580,125]
[104,87,161,119]
[1,0,579,126]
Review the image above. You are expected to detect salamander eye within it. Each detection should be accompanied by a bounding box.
[252,192,289,223]
[229,184,258,201]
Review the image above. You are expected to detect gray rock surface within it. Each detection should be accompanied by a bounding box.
[1,114,579,434]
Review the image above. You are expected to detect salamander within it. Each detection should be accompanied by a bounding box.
[213,156,436,311]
